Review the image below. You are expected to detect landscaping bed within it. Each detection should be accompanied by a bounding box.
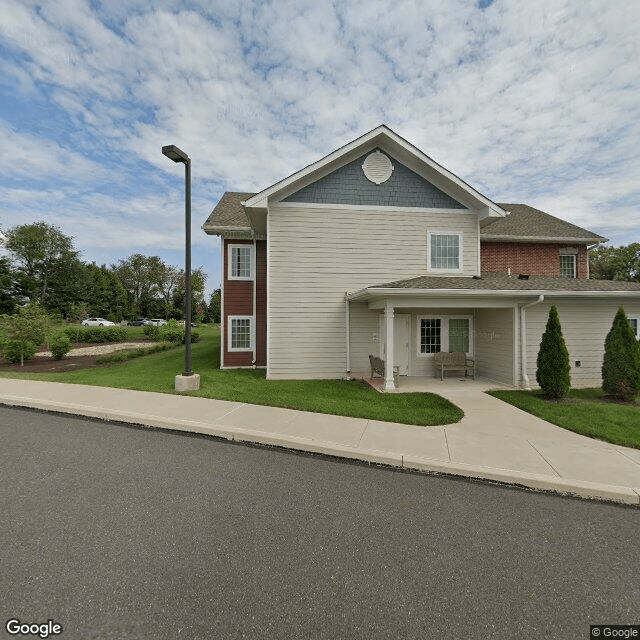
[0,339,154,373]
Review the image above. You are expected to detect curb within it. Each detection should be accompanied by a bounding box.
[1,395,639,506]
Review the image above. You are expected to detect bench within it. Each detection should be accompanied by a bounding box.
[433,352,476,380]
[369,355,399,385]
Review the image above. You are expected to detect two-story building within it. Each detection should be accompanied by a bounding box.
[203,125,640,390]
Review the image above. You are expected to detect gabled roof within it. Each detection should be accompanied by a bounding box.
[482,204,606,244]
[243,125,508,218]
[202,191,253,234]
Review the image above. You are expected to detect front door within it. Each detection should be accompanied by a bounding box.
[379,314,410,376]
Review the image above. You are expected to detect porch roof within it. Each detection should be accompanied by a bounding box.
[347,272,640,303]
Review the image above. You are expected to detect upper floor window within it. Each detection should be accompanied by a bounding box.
[559,254,576,278]
[228,244,253,280]
[428,232,462,272]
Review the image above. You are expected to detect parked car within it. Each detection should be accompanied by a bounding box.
[178,320,199,327]
[128,318,148,326]
[81,318,116,327]
[148,319,167,326]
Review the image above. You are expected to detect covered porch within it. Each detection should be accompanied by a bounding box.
[345,277,546,391]
[363,374,513,394]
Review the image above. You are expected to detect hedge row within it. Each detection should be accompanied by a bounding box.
[63,326,128,344]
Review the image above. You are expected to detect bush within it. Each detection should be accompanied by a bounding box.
[602,307,640,400]
[3,339,37,364]
[96,342,175,364]
[536,305,571,399]
[50,333,72,360]
[143,325,161,340]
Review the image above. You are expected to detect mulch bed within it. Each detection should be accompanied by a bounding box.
[0,340,153,374]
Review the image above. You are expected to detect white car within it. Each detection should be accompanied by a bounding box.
[81,317,116,327]
[147,319,167,326]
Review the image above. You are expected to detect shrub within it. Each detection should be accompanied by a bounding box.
[50,333,72,360]
[143,325,161,340]
[602,307,640,400]
[536,305,571,399]
[3,339,37,364]
[96,342,175,364]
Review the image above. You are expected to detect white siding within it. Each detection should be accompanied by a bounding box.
[523,300,640,389]
[268,203,480,378]
[475,307,516,386]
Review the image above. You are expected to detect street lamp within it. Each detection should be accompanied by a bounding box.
[162,144,200,391]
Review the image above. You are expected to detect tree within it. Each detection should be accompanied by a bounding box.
[0,257,18,314]
[536,305,571,399]
[602,307,640,400]
[207,288,221,324]
[590,243,640,282]
[0,304,50,366]
[111,254,166,315]
[5,222,81,307]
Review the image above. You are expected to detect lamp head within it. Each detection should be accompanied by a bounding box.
[162,145,189,164]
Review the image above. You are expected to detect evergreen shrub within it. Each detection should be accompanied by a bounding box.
[3,339,37,364]
[536,305,571,399]
[602,307,640,400]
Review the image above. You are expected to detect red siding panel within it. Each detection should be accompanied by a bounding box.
[222,238,267,368]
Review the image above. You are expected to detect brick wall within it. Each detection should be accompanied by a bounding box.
[222,238,267,367]
[480,242,588,279]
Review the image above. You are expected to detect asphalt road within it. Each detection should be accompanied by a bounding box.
[1,405,639,640]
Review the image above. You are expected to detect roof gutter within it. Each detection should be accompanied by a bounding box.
[347,287,640,302]
[480,235,607,243]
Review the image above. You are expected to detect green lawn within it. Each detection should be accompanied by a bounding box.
[488,389,640,449]
[0,325,463,426]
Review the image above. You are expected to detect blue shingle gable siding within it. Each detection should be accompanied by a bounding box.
[282,150,467,209]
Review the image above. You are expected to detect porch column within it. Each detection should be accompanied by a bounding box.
[384,303,395,391]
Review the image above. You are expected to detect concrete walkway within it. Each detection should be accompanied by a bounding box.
[0,377,639,505]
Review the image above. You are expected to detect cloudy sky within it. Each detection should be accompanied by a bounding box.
[1,0,639,296]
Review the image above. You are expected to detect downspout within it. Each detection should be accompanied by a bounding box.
[519,295,544,389]
[252,238,257,367]
[345,292,351,380]
[220,236,225,369]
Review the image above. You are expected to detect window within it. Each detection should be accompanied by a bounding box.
[228,244,253,279]
[428,232,462,271]
[420,319,441,354]
[229,316,253,351]
[418,316,472,355]
[560,254,576,278]
[448,318,470,353]
[630,317,639,340]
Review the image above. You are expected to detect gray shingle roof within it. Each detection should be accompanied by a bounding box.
[203,193,606,245]
[482,204,606,243]
[369,272,640,292]
[203,192,254,230]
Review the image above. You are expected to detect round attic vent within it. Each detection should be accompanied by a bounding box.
[362,151,394,184]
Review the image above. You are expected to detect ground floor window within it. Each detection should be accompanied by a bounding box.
[630,316,639,339]
[228,316,254,351]
[418,316,472,356]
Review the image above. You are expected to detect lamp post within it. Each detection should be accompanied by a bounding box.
[162,144,200,391]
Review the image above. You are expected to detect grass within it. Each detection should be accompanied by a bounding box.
[0,325,463,426]
[488,389,640,449]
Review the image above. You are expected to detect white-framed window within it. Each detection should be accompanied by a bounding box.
[428,231,463,272]
[560,254,576,278]
[228,244,253,280]
[228,316,254,351]
[630,316,639,340]
[417,316,472,356]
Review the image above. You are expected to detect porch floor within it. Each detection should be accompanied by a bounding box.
[364,375,512,393]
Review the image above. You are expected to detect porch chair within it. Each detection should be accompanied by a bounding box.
[368,355,400,386]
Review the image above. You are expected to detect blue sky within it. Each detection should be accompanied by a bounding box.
[1,0,639,297]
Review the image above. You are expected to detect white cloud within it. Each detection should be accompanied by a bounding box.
[0,0,639,289]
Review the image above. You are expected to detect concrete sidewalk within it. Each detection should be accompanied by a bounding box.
[0,377,639,505]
